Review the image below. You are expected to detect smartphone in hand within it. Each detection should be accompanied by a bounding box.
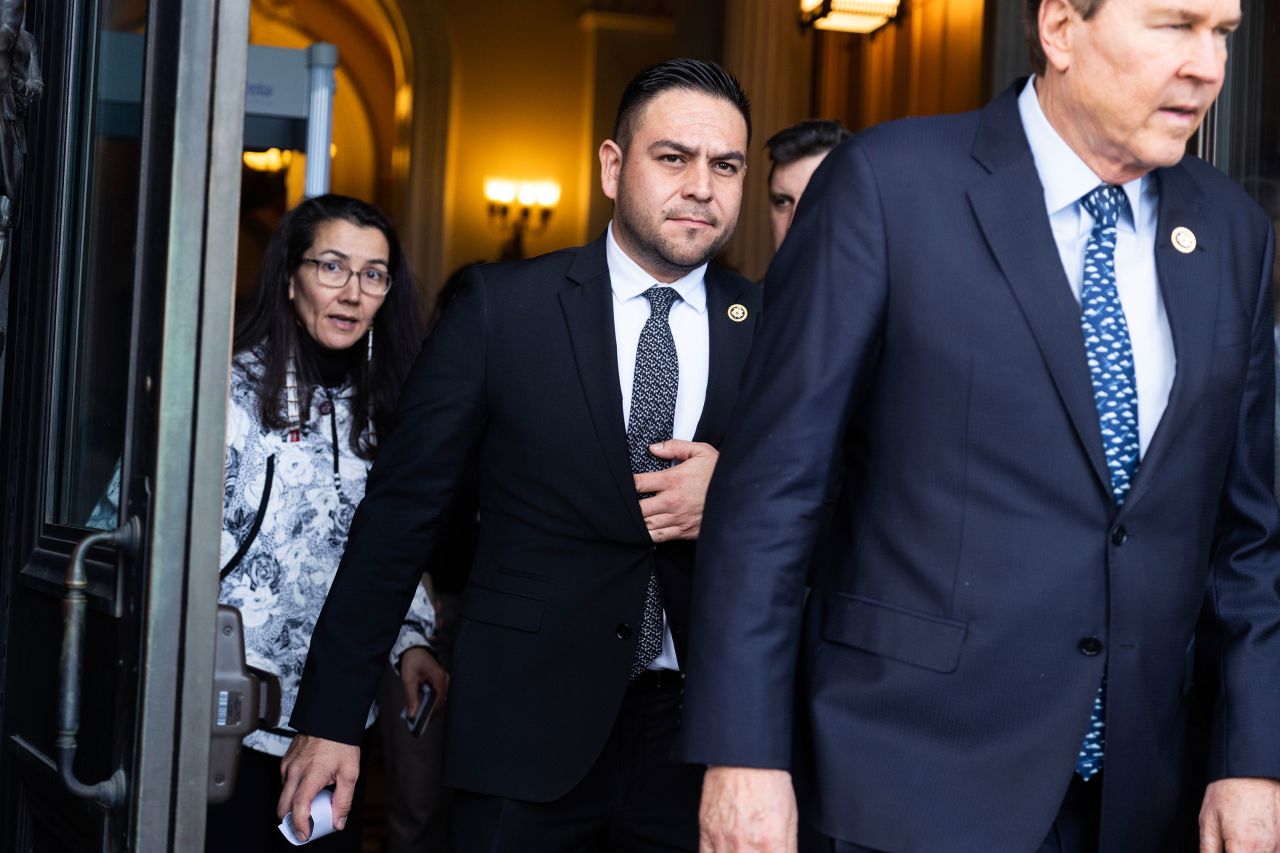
[399,682,437,738]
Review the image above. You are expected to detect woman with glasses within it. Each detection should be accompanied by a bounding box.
[209,194,445,851]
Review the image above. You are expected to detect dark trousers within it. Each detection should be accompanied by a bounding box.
[451,670,703,853]
[205,742,369,852]
[826,774,1101,853]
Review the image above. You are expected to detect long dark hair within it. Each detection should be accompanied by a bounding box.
[233,194,424,458]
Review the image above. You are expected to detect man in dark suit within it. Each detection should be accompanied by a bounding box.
[763,119,850,253]
[684,1,1280,851]
[277,59,761,852]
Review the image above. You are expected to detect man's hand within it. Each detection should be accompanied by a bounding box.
[278,735,361,840]
[399,645,449,715]
[1200,777,1280,852]
[699,766,798,853]
[634,440,718,542]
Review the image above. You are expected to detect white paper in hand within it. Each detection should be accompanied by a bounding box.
[278,788,336,846]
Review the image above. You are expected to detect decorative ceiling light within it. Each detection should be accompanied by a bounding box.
[799,0,900,34]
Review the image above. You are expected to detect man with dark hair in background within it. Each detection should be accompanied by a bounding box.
[279,58,761,853]
[764,119,850,252]
[686,0,1280,850]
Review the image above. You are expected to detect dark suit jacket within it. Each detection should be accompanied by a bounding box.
[292,236,760,802]
[680,83,1280,852]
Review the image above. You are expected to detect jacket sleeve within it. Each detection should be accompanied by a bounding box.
[388,580,439,663]
[291,269,488,744]
[679,139,889,769]
[1206,218,1280,781]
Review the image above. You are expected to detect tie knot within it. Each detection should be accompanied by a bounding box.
[1080,185,1127,229]
[643,286,681,317]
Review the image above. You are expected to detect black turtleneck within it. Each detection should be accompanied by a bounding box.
[297,328,360,389]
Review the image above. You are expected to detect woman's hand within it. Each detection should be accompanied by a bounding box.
[399,645,449,716]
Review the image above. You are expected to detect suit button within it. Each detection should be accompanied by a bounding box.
[615,623,632,640]
[1078,637,1103,656]
[1111,525,1127,546]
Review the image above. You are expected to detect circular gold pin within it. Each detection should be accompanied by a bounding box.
[727,303,748,323]
[1171,226,1196,254]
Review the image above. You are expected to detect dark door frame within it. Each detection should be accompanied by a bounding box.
[0,0,248,848]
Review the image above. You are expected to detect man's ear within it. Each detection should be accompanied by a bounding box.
[1039,0,1079,74]
[599,139,623,201]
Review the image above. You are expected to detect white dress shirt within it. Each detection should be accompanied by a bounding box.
[606,222,710,671]
[1018,77,1175,455]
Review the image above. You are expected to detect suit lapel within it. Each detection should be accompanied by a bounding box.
[1122,163,1214,512]
[966,87,1112,498]
[558,239,648,534]
[694,267,756,444]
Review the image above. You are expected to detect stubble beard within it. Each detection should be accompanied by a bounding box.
[615,191,735,279]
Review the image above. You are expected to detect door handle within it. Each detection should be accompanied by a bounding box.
[208,604,281,804]
[57,517,140,809]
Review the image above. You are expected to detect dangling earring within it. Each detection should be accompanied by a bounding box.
[366,323,377,446]
[286,350,302,443]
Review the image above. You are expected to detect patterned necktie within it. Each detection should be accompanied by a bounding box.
[626,286,680,679]
[1075,184,1140,780]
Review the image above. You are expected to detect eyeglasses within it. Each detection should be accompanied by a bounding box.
[300,257,393,296]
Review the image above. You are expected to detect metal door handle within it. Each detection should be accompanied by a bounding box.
[208,604,281,804]
[57,517,140,809]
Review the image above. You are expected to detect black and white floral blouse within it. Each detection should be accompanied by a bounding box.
[219,348,436,756]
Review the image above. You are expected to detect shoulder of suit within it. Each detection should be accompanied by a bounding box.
[459,244,590,292]
[815,110,984,202]
[708,264,762,308]
[1171,155,1271,230]
[839,109,982,164]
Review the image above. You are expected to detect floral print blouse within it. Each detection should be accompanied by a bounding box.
[219,348,436,756]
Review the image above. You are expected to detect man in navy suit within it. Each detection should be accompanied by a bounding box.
[277,59,762,852]
[684,0,1280,851]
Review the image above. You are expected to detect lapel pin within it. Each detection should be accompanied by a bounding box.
[1171,226,1196,254]
[727,303,748,323]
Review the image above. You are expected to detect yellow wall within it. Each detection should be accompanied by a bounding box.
[816,0,987,131]
[440,0,593,274]
[247,0,403,211]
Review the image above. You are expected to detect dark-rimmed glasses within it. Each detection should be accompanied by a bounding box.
[300,257,393,296]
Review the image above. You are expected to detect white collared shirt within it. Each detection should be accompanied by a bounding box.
[606,222,710,671]
[1018,77,1175,455]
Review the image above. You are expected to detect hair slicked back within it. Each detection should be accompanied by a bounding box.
[612,58,752,150]
[765,119,851,181]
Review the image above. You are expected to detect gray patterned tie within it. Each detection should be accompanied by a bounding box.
[627,286,680,678]
[1075,184,1139,780]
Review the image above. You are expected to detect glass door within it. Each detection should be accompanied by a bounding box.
[1203,0,1279,487]
[0,0,248,849]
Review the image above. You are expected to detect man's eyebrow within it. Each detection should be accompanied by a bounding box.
[648,139,746,163]
[1155,4,1241,28]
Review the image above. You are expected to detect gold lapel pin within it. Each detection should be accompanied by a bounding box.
[727,303,748,323]
[1171,226,1197,254]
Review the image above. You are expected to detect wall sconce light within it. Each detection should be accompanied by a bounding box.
[484,177,561,260]
[243,147,295,173]
[799,0,900,34]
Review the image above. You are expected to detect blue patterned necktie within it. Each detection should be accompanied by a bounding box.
[1075,184,1140,780]
[626,286,681,678]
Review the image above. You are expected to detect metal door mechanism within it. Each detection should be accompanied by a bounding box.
[208,604,281,804]
[57,517,141,809]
